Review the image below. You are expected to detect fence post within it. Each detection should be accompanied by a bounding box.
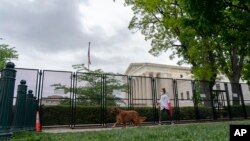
[13,80,28,130]
[192,80,200,120]
[173,79,180,122]
[31,95,38,130]
[151,77,157,124]
[224,83,232,119]
[0,62,17,140]
[70,72,76,129]
[128,76,132,109]
[101,74,106,127]
[24,90,34,130]
[239,84,247,119]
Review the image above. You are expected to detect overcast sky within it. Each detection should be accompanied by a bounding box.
[0,0,183,74]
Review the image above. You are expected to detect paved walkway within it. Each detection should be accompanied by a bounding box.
[43,120,245,133]
[43,125,161,133]
[43,127,121,133]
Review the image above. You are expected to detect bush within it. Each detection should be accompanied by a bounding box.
[40,105,250,126]
[40,105,71,126]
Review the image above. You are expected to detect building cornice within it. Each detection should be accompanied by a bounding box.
[124,62,190,75]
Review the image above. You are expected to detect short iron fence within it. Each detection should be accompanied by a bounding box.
[0,63,39,140]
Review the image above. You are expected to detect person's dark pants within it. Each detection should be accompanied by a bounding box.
[159,108,172,124]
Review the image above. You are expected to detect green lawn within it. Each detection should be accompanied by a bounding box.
[10,120,250,141]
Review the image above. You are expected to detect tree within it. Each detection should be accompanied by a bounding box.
[123,0,219,106]
[52,64,127,106]
[0,42,18,70]
[242,59,250,85]
[182,0,250,105]
[123,0,250,105]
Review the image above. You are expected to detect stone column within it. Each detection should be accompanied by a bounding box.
[136,78,140,106]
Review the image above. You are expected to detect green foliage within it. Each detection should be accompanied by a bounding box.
[40,105,71,125]
[52,64,127,106]
[124,0,219,81]
[124,0,249,86]
[39,105,250,126]
[123,0,249,106]
[0,42,18,69]
[11,120,250,141]
[242,59,250,84]
[41,106,148,125]
[230,105,248,118]
[192,82,202,106]
[182,0,250,84]
[125,0,186,56]
[197,106,213,119]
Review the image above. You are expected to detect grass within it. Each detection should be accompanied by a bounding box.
[10,120,250,141]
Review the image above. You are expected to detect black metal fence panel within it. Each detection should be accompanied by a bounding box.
[14,68,39,104]
[73,72,103,127]
[40,70,73,127]
[7,68,250,129]
[130,76,155,107]
[175,79,197,121]
[154,77,175,123]
[241,83,250,117]
[129,76,155,123]
[103,74,129,125]
[225,82,246,119]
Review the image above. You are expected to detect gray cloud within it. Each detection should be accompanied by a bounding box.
[0,0,93,52]
[0,0,181,73]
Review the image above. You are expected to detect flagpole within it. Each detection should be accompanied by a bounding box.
[88,42,91,71]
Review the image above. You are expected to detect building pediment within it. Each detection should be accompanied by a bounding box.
[124,62,191,79]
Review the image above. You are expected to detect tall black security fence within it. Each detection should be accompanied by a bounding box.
[153,77,176,123]
[129,76,156,123]
[13,68,40,124]
[175,79,197,121]
[39,70,73,128]
[73,72,103,128]
[103,74,130,125]
[227,82,247,119]
[15,68,40,130]
[14,68,39,99]
[241,83,250,117]
[5,68,249,129]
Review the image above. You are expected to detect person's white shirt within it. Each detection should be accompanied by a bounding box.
[159,93,170,110]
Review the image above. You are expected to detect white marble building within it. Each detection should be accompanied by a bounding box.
[124,63,250,107]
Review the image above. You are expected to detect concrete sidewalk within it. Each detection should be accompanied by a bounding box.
[43,125,161,133]
[43,120,243,134]
[43,127,121,133]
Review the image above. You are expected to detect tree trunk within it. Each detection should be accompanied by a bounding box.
[230,82,240,105]
[229,73,241,105]
[228,48,244,106]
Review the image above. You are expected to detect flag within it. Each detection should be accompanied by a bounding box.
[88,42,91,65]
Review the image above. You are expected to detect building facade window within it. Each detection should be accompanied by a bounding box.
[180,92,184,100]
[186,91,190,100]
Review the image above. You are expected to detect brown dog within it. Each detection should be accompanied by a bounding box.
[111,107,146,128]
